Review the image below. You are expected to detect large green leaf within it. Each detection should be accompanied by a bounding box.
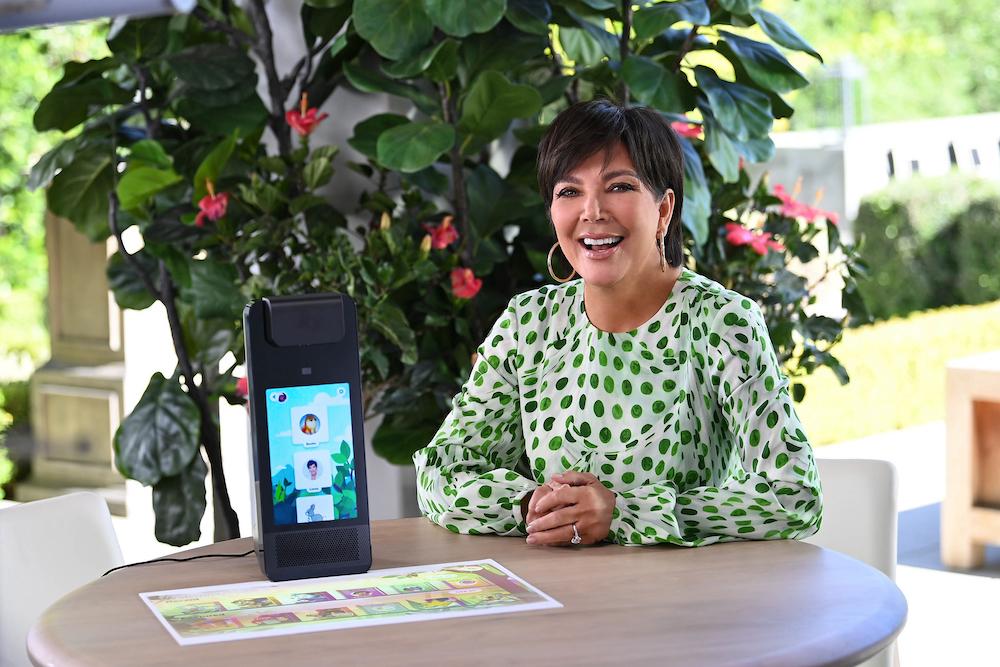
[113,372,201,486]
[189,260,243,320]
[302,3,352,42]
[678,138,709,246]
[348,114,410,159]
[47,148,115,242]
[107,251,159,311]
[717,31,809,93]
[465,163,505,238]
[304,156,335,189]
[458,71,542,147]
[371,300,418,364]
[716,0,760,14]
[117,166,182,211]
[423,0,506,37]
[151,451,207,546]
[460,24,547,80]
[621,56,689,113]
[694,66,772,141]
[749,8,822,62]
[703,113,740,183]
[353,0,433,60]
[167,44,257,90]
[633,0,710,40]
[181,305,237,369]
[381,38,457,79]
[730,134,775,163]
[177,94,268,137]
[342,61,438,115]
[106,16,171,60]
[33,77,132,132]
[372,414,439,464]
[128,140,172,170]
[193,132,238,202]
[28,133,101,191]
[376,121,455,173]
[505,0,551,35]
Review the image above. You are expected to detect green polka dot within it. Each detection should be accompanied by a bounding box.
[478,487,492,498]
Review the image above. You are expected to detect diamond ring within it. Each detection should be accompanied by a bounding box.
[571,523,582,544]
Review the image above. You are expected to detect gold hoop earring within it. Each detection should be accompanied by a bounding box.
[547,242,577,283]
[657,232,667,273]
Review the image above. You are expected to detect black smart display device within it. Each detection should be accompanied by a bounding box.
[244,293,372,581]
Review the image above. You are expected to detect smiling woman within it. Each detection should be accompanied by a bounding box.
[413,99,823,548]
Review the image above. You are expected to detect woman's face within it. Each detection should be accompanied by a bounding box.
[549,141,673,289]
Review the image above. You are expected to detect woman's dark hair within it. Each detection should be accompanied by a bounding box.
[536,97,686,267]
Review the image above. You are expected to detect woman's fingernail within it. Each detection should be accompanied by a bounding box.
[526,536,537,544]
[526,521,534,532]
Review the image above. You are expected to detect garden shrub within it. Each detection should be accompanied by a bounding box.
[855,172,1000,320]
[955,196,1000,304]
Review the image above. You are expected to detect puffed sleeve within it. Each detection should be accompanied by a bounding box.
[607,297,823,546]
[413,296,538,536]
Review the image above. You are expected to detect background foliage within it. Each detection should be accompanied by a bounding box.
[769,0,1000,128]
[0,26,107,368]
[29,0,865,545]
[854,173,1000,321]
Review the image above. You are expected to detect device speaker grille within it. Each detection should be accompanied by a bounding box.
[275,528,360,568]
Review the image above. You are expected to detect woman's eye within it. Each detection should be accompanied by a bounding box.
[611,183,636,192]
[556,188,577,198]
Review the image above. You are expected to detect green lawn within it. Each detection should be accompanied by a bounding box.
[795,299,1000,445]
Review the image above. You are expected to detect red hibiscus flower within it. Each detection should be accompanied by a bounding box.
[285,92,329,137]
[724,222,755,246]
[195,180,229,227]
[724,223,784,256]
[450,267,482,300]
[423,215,459,249]
[670,120,703,139]
[235,377,248,399]
[773,182,838,224]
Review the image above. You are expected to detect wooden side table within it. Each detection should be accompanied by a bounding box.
[942,350,1000,568]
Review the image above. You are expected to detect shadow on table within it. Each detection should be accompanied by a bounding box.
[898,503,1000,578]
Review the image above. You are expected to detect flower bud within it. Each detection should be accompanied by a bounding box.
[419,234,432,256]
[380,211,391,231]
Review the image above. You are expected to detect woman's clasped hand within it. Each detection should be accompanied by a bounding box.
[524,472,616,546]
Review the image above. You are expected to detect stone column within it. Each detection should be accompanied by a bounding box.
[18,213,128,513]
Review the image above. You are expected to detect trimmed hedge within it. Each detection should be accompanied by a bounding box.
[854,172,1000,320]
[955,197,1000,303]
[798,298,1000,445]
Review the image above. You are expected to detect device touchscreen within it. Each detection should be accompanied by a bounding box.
[264,382,358,526]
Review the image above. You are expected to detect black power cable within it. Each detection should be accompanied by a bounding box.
[102,549,255,577]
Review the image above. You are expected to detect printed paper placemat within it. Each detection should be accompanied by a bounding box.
[140,559,561,645]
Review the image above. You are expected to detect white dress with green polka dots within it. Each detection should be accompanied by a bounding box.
[413,268,823,546]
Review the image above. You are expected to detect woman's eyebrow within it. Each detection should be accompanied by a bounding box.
[557,169,641,185]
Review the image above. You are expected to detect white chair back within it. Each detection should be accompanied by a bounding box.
[0,492,123,667]
[804,458,899,667]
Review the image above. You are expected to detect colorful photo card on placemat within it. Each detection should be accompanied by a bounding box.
[140,559,561,645]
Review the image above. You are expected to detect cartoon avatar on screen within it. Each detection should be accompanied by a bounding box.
[300,413,320,435]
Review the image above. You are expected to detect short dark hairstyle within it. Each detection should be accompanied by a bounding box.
[536,97,685,267]
[307,460,317,468]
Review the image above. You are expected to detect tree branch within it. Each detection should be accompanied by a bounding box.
[618,0,633,105]
[191,7,254,49]
[245,0,293,161]
[439,81,472,267]
[674,27,700,72]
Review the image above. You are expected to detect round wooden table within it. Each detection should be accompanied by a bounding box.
[29,518,906,666]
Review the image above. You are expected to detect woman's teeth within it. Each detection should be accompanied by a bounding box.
[581,236,623,247]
